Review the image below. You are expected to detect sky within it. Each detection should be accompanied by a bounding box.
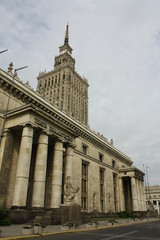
[0,0,160,185]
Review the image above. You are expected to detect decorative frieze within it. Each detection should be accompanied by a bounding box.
[34,117,73,142]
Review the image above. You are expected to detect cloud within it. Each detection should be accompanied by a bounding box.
[0,0,160,185]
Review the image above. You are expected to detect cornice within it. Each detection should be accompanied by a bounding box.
[119,166,144,176]
[0,68,132,165]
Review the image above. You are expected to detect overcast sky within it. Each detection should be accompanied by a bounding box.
[0,0,160,185]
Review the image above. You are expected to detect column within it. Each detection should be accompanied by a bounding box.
[0,129,14,207]
[139,180,145,211]
[32,131,48,208]
[138,180,142,211]
[64,144,74,181]
[12,125,33,207]
[50,139,63,208]
[119,177,125,211]
[136,179,141,211]
[157,201,160,214]
[131,177,138,211]
[142,181,147,211]
[0,129,13,170]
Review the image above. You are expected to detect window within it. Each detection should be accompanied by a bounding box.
[100,169,105,211]
[112,160,116,168]
[99,153,103,162]
[81,161,88,210]
[61,100,63,110]
[82,145,87,155]
[153,201,157,205]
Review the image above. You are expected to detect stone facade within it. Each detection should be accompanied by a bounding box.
[145,185,160,214]
[0,25,147,223]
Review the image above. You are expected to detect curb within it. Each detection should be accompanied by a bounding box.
[1,218,159,240]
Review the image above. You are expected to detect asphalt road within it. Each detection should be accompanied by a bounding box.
[29,221,160,240]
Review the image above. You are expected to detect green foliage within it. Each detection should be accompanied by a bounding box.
[0,208,11,226]
[118,211,133,218]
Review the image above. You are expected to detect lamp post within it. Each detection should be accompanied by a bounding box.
[146,166,151,208]
[0,49,8,54]
[0,66,28,145]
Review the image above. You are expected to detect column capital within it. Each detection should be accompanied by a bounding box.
[20,122,34,129]
[3,128,13,135]
[119,176,123,180]
[57,137,66,143]
[40,130,50,136]
[66,143,76,149]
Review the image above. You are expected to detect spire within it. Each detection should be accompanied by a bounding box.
[64,23,69,44]
[59,23,73,55]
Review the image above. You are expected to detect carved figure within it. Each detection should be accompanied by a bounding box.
[64,176,79,205]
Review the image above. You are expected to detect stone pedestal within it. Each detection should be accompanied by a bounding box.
[60,205,81,225]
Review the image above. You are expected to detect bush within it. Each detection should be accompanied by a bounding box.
[0,208,11,226]
[118,211,133,218]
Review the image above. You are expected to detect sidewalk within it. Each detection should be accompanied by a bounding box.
[0,218,159,240]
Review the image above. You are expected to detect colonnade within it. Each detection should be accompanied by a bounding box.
[131,176,146,211]
[119,176,146,212]
[1,124,147,213]
[12,124,74,209]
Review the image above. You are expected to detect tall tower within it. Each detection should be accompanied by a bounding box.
[37,24,89,125]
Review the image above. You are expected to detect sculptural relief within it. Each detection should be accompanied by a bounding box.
[64,176,79,205]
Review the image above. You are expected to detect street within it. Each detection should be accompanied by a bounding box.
[29,220,160,240]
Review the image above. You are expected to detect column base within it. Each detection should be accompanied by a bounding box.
[60,204,82,225]
[8,209,35,224]
[11,205,27,210]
